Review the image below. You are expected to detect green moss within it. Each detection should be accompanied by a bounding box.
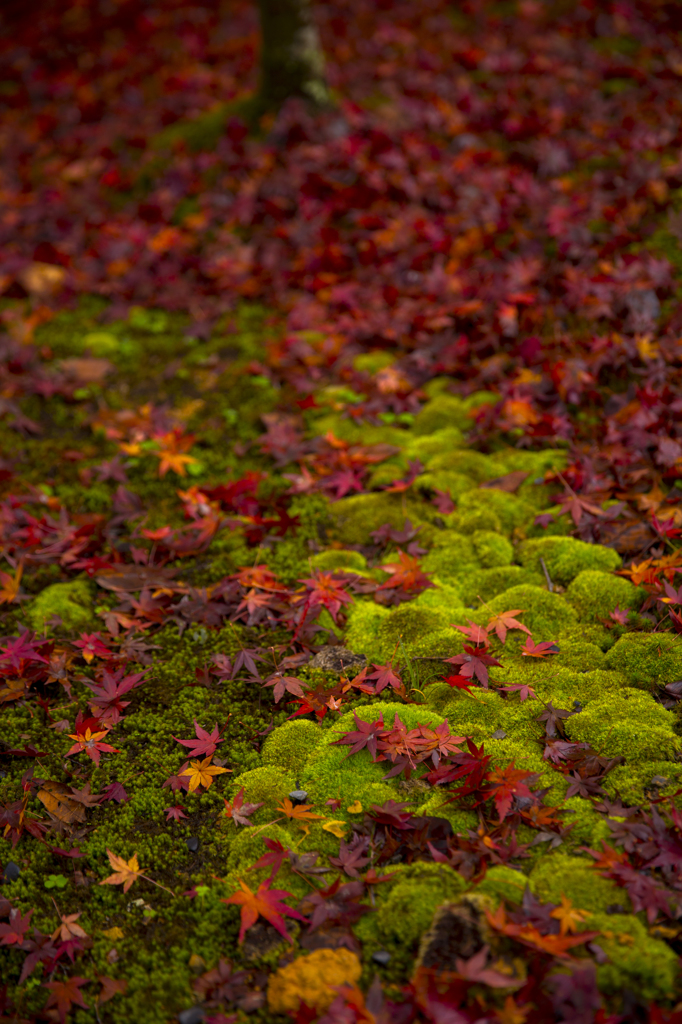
[517,537,621,586]
[415,470,479,501]
[424,448,502,480]
[345,600,390,659]
[475,865,527,905]
[529,854,629,913]
[584,913,679,1002]
[421,540,480,579]
[261,720,325,773]
[232,766,297,811]
[455,566,545,606]
[353,351,396,374]
[565,691,680,762]
[555,640,607,672]
[416,794,479,834]
[455,489,535,535]
[565,570,645,622]
[442,505,503,535]
[604,632,682,687]
[375,604,451,660]
[26,577,95,633]
[309,549,369,573]
[328,492,433,546]
[471,530,513,568]
[411,395,473,436]
[412,584,465,611]
[487,585,579,637]
[405,427,466,461]
[602,761,682,804]
[375,862,468,947]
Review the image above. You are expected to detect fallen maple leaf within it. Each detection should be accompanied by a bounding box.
[52,911,88,943]
[549,895,590,936]
[276,797,322,821]
[99,850,144,893]
[181,756,230,793]
[222,878,307,944]
[172,720,224,757]
[0,561,23,604]
[224,786,263,826]
[66,713,120,766]
[521,637,560,658]
[487,608,531,644]
[44,976,89,1024]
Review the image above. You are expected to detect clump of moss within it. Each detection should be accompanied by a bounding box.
[26,577,95,633]
[555,640,607,672]
[443,505,503,535]
[604,632,682,686]
[374,862,468,947]
[517,536,621,586]
[261,720,325,773]
[474,865,527,905]
[564,691,680,762]
[565,570,645,622]
[411,395,475,436]
[584,912,679,1002]
[309,549,368,573]
[328,492,433,546]
[455,566,545,606]
[471,530,513,568]
[487,584,579,636]
[455,489,535,535]
[529,854,629,913]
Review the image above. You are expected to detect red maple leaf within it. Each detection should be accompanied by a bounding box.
[451,620,490,645]
[295,570,354,623]
[82,667,147,724]
[366,661,403,694]
[223,787,263,826]
[0,907,33,945]
[263,673,305,703]
[486,761,537,822]
[171,720,224,757]
[222,878,307,944]
[445,645,501,687]
[44,976,89,1023]
[521,637,560,658]
[332,711,385,760]
[72,632,113,663]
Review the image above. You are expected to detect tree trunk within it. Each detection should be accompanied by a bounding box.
[256,0,330,112]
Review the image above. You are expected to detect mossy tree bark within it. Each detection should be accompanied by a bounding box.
[255,0,330,113]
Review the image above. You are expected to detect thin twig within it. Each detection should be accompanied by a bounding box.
[540,557,553,592]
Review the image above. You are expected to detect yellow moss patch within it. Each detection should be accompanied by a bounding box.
[267,948,362,1014]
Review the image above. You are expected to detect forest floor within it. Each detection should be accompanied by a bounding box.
[5,1,682,1022]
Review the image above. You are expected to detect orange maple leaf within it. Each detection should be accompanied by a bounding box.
[180,756,229,793]
[99,850,144,893]
[550,895,590,936]
[152,431,199,477]
[276,797,322,821]
[0,561,23,605]
[486,608,530,644]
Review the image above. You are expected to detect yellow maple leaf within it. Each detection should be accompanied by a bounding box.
[322,820,347,838]
[181,756,229,793]
[276,798,322,822]
[346,801,363,814]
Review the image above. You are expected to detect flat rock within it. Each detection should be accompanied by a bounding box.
[309,646,366,675]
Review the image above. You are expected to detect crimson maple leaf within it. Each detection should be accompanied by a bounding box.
[295,570,354,622]
[378,549,434,595]
[83,667,147,724]
[164,805,187,821]
[263,673,305,703]
[44,976,89,1023]
[172,720,224,757]
[442,673,477,695]
[445,645,501,687]
[0,907,33,945]
[498,682,537,701]
[224,787,263,826]
[72,632,113,663]
[248,838,288,881]
[332,711,385,760]
[0,632,48,671]
[366,661,402,694]
[222,878,307,944]
[521,637,560,658]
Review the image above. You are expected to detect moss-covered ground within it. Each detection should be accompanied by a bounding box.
[1,298,682,1021]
